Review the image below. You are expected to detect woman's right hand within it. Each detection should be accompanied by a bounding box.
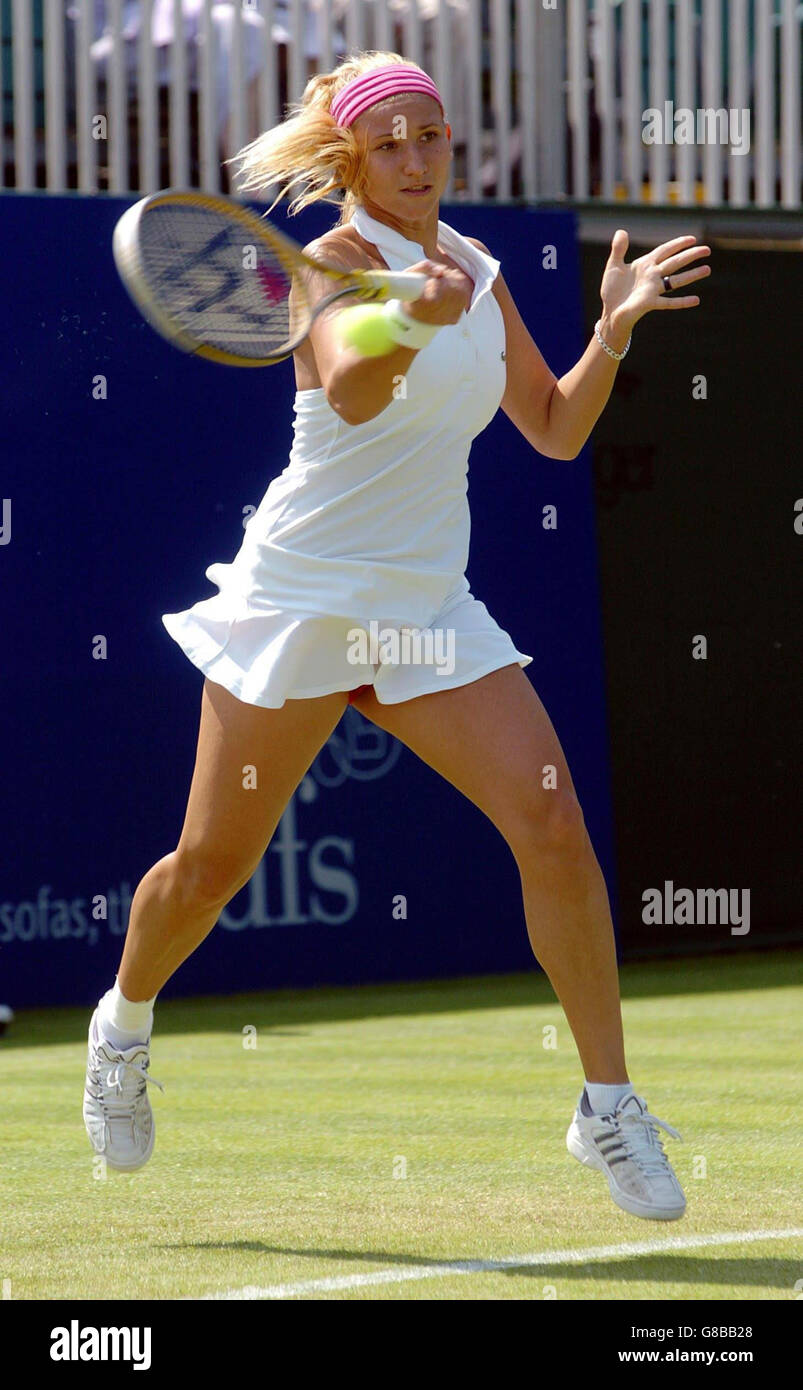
[403,259,474,326]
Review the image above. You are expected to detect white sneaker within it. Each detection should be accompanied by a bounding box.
[566,1088,686,1221]
[82,1008,163,1171]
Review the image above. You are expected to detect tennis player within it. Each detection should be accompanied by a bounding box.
[84,52,711,1221]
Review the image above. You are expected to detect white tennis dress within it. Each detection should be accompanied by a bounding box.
[161,206,533,707]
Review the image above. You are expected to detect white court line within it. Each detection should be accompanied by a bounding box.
[201,1226,803,1300]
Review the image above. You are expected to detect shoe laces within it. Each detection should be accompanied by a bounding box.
[94,1056,164,1117]
[601,1104,682,1178]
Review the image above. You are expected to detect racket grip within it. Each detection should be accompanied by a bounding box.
[359,270,428,302]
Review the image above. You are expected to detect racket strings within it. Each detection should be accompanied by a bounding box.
[138,205,308,358]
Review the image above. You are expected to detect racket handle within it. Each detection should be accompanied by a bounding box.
[358,270,428,302]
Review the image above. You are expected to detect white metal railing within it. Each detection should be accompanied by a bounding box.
[1,1,801,207]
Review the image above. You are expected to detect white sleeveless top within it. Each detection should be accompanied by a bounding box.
[205,206,507,630]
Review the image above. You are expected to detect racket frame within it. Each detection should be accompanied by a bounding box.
[112,189,427,367]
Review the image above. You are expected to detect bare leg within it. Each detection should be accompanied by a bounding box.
[350,666,627,1083]
[118,678,348,1001]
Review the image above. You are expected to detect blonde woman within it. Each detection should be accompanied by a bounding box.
[83,51,710,1221]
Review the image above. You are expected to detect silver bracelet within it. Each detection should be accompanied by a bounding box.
[382,298,443,350]
[594,318,632,361]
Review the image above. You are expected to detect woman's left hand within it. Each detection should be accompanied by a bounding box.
[600,229,711,334]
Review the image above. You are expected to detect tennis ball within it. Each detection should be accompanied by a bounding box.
[338,304,397,357]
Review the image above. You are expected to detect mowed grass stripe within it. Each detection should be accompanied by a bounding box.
[204,1228,803,1299]
[1,952,800,1299]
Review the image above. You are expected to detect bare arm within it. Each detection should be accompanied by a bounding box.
[302,235,474,426]
[489,265,624,461]
[540,309,631,462]
[469,229,711,461]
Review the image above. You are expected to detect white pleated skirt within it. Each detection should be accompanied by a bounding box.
[161,575,533,710]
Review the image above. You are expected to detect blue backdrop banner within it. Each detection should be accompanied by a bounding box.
[1,193,618,1007]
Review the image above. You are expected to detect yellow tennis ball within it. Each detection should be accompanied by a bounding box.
[338,304,397,357]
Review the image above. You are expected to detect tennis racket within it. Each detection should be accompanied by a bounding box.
[112,188,428,367]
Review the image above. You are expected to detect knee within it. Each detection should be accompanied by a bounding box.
[504,788,589,865]
[170,847,255,910]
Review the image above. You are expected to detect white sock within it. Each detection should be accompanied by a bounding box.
[585,1080,634,1115]
[97,978,156,1050]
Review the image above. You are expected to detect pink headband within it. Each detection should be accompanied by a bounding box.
[330,63,444,129]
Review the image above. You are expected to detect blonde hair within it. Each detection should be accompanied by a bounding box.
[228,51,439,228]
